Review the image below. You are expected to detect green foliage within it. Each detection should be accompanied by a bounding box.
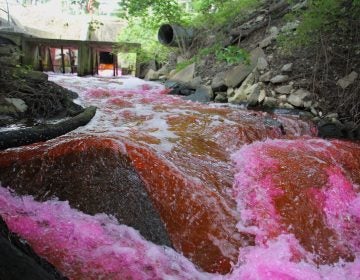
[175,44,249,72]
[118,20,171,64]
[118,0,183,28]
[280,0,360,49]
[215,46,250,65]
[175,58,196,71]
[190,0,261,28]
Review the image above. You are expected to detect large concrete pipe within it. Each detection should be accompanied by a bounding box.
[158,24,193,47]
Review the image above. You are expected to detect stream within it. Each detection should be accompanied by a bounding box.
[0,74,359,279]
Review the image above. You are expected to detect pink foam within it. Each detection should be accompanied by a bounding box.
[0,187,210,280]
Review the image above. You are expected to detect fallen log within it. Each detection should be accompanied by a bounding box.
[0,106,96,150]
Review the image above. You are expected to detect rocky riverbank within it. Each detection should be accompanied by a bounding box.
[0,36,96,149]
[142,0,360,140]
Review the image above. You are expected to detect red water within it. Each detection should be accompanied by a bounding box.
[1,75,359,279]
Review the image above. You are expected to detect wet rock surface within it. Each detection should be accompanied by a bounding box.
[0,137,172,247]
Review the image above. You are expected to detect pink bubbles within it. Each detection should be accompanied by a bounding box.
[0,187,210,280]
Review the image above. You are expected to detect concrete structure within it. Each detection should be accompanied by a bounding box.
[0,30,140,76]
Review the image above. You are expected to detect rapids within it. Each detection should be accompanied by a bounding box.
[0,74,359,279]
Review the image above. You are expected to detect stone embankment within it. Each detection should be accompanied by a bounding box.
[143,1,359,140]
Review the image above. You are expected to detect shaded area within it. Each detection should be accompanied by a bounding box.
[0,137,171,247]
[0,216,66,280]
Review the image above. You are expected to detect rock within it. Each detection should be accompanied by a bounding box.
[263,97,278,108]
[247,83,262,106]
[157,64,172,76]
[281,63,293,72]
[169,63,195,84]
[258,90,266,103]
[336,71,358,89]
[325,113,339,119]
[4,98,27,113]
[259,71,272,82]
[187,76,202,90]
[165,81,194,96]
[279,95,287,102]
[311,107,318,116]
[269,26,279,37]
[292,1,308,11]
[281,21,300,32]
[318,122,344,138]
[224,48,265,88]
[227,87,235,97]
[184,86,213,103]
[214,92,228,103]
[287,89,312,107]
[281,103,295,109]
[169,69,177,78]
[303,100,312,108]
[228,73,255,103]
[270,75,289,84]
[211,71,227,91]
[255,15,265,22]
[144,69,159,81]
[140,60,156,78]
[259,36,274,48]
[275,84,292,94]
[257,57,268,71]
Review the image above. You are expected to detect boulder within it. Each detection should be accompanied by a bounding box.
[4,98,27,113]
[281,63,293,72]
[139,60,157,78]
[247,83,262,106]
[275,84,292,95]
[257,57,268,71]
[184,86,213,103]
[278,95,287,102]
[169,63,195,84]
[258,89,266,103]
[303,100,312,108]
[187,76,203,90]
[287,89,312,107]
[224,48,265,88]
[259,36,274,49]
[169,69,177,78]
[336,71,358,89]
[269,26,279,37]
[270,75,289,84]
[214,92,228,103]
[144,69,159,81]
[259,71,272,82]
[228,73,255,103]
[263,97,278,108]
[281,21,300,32]
[211,71,227,91]
[325,113,339,120]
[280,103,295,109]
[311,107,318,116]
[226,87,235,97]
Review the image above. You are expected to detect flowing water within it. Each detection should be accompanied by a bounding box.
[0,74,359,279]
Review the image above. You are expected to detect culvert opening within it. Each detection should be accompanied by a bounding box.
[158,24,174,46]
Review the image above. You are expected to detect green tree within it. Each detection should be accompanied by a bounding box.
[118,0,184,28]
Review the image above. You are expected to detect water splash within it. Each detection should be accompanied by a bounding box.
[2,75,357,278]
